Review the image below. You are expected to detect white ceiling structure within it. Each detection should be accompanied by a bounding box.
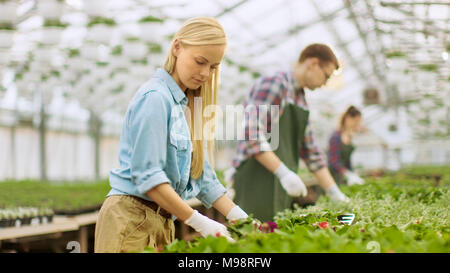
[0,0,448,139]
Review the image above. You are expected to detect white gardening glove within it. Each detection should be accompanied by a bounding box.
[226,205,248,221]
[326,184,350,203]
[224,167,236,199]
[274,163,308,197]
[345,171,365,186]
[184,210,235,242]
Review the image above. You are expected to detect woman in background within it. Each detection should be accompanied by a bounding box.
[327,106,365,186]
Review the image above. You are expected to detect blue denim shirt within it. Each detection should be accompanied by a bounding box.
[108,68,227,219]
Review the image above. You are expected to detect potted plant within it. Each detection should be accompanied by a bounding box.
[65,48,86,72]
[93,61,111,82]
[417,63,438,90]
[0,22,16,48]
[385,50,408,74]
[33,43,55,64]
[0,47,11,65]
[139,15,164,43]
[109,45,128,70]
[37,0,65,20]
[0,210,7,228]
[14,72,33,99]
[80,41,99,60]
[86,16,116,44]
[45,208,54,223]
[40,19,68,45]
[30,207,40,226]
[20,208,31,226]
[123,36,148,60]
[0,0,19,23]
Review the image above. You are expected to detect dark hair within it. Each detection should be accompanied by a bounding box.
[298,43,339,70]
[340,106,362,130]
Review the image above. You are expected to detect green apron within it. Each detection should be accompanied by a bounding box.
[233,104,309,221]
[330,139,355,185]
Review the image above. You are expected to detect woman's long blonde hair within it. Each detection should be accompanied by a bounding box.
[164,17,226,179]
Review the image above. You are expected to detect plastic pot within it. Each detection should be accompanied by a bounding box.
[139,22,163,43]
[38,0,64,20]
[0,1,19,23]
[86,24,114,45]
[39,27,64,46]
[123,41,148,61]
[83,0,108,17]
[0,29,15,48]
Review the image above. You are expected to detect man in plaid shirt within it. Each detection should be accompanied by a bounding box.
[226,44,349,220]
[231,70,326,173]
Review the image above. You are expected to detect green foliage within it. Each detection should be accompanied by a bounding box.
[111,45,122,56]
[145,165,450,253]
[418,64,438,72]
[147,42,162,53]
[87,17,116,28]
[43,19,68,28]
[125,36,140,42]
[385,51,406,58]
[0,180,110,212]
[139,16,164,23]
[0,22,15,30]
[67,48,80,58]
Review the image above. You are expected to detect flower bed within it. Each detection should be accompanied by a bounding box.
[144,165,449,253]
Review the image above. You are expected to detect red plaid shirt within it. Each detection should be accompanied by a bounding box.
[231,70,326,173]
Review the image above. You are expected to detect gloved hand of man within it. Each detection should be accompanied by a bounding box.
[274,162,308,197]
[326,184,350,203]
[226,205,248,221]
[345,171,365,186]
[184,210,235,242]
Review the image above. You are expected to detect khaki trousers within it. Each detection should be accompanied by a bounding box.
[94,195,175,253]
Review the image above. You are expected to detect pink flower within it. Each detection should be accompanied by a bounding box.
[258,221,278,233]
[318,222,329,229]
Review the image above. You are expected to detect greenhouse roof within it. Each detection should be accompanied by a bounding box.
[0,0,448,138]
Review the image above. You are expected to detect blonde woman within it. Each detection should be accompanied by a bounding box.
[95,17,248,253]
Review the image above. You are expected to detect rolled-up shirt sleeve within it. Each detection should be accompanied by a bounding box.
[128,91,171,195]
[195,157,227,208]
[236,76,285,162]
[299,121,327,173]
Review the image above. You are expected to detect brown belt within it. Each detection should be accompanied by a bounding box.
[128,195,172,219]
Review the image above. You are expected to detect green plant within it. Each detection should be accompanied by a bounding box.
[385,51,406,59]
[147,43,162,53]
[43,19,68,28]
[87,17,116,28]
[138,15,164,23]
[96,61,109,67]
[418,64,438,72]
[0,22,15,30]
[111,45,122,56]
[125,36,140,42]
[67,48,80,58]
[143,165,450,253]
